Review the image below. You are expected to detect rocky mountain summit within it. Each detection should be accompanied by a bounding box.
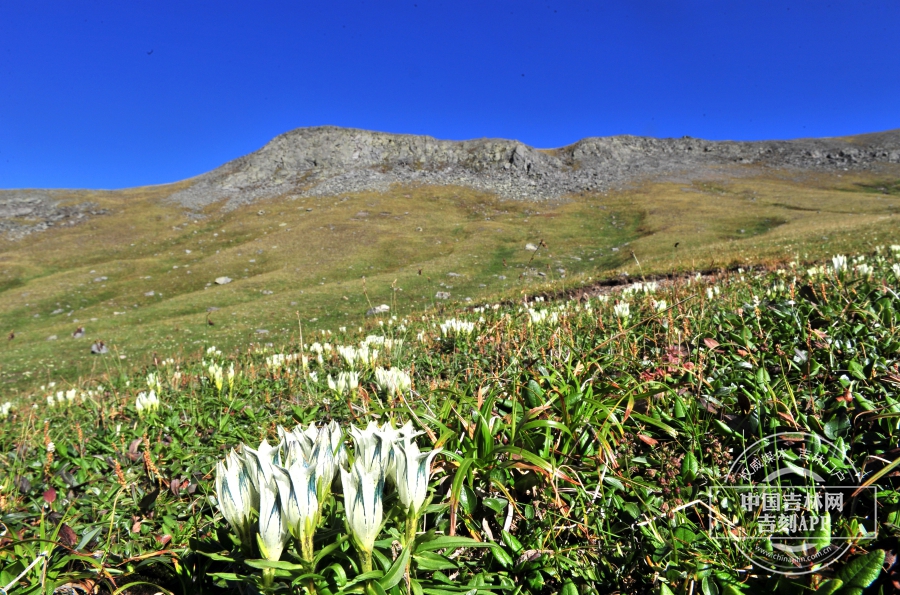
[167,126,900,210]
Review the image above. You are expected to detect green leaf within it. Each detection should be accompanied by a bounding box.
[674,396,686,419]
[847,359,866,381]
[416,535,496,553]
[835,549,885,594]
[681,452,699,483]
[810,511,831,551]
[500,530,524,556]
[824,414,851,439]
[490,544,513,568]
[483,497,508,514]
[524,379,543,409]
[412,551,457,571]
[560,580,579,595]
[379,546,412,590]
[243,558,306,572]
[701,575,719,595]
[630,412,679,438]
[459,484,477,515]
[813,579,842,595]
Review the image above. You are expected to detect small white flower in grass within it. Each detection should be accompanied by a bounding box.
[146,372,161,393]
[613,301,630,320]
[440,318,476,338]
[226,363,236,391]
[374,367,411,397]
[327,374,345,396]
[0,402,12,419]
[341,460,385,571]
[893,263,900,279]
[135,390,160,415]
[832,254,847,273]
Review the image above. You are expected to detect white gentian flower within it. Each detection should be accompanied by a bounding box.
[226,363,236,391]
[350,421,391,473]
[146,372,161,393]
[257,477,289,563]
[341,460,385,571]
[394,441,440,516]
[613,301,630,320]
[241,439,282,506]
[135,390,160,415]
[272,463,318,560]
[832,254,847,273]
[0,402,11,419]
[215,449,255,547]
[440,318,476,338]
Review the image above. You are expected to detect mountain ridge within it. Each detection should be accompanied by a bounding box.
[166,126,900,210]
[2,126,899,238]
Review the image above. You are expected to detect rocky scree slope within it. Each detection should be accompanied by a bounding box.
[167,127,900,210]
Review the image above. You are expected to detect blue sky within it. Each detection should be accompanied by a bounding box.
[1,1,898,189]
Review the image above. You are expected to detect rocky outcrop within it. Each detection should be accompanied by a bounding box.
[166,127,900,210]
[0,190,109,239]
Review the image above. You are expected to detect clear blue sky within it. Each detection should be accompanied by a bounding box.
[1,1,898,189]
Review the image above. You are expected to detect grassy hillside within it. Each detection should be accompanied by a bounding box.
[1,166,899,394]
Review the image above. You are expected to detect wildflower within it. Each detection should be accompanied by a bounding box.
[440,318,476,338]
[0,402,11,419]
[613,301,630,320]
[241,439,282,505]
[135,390,160,415]
[272,463,318,561]
[208,363,224,394]
[226,363,236,392]
[341,459,385,572]
[527,308,558,326]
[374,367,411,397]
[832,254,847,273]
[893,263,900,279]
[393,441,440,518]
[350,421,393,473]
[257,477,289,583]
[146,372,161,393]
[215,449,255,550]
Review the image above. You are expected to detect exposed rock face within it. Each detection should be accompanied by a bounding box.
[0,190,109,239]
[167,126,900,210]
